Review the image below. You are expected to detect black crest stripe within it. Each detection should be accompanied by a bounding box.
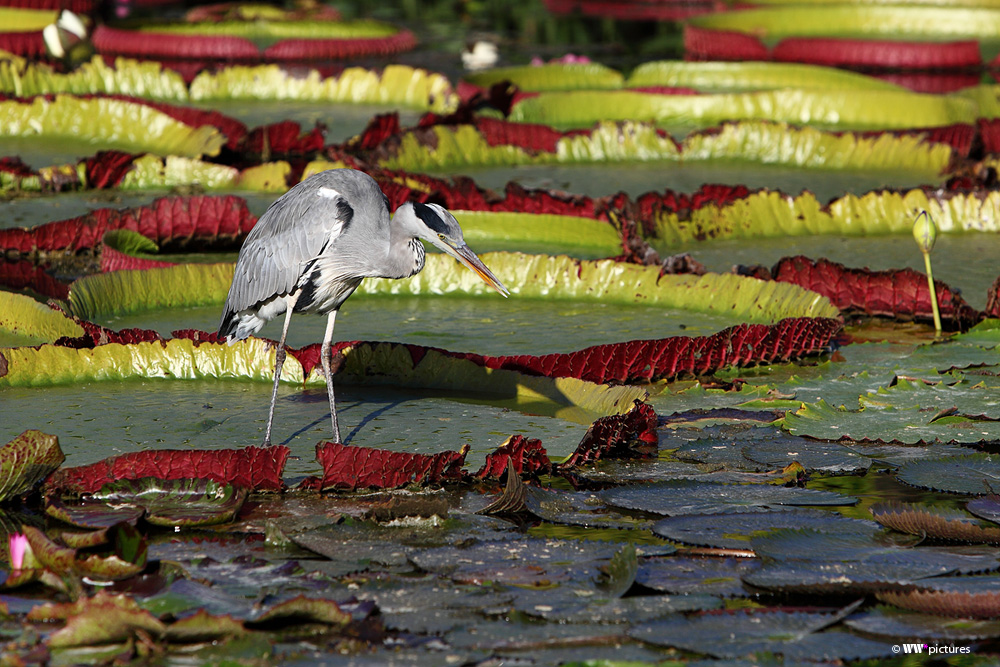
[412,202,449,234]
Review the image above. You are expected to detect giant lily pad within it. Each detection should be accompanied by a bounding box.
[844,604,1000,642]
[0,292,83,344]
[871,501,1000,544]
[877,576,1000,618]
[508,89,976,133]
[896,454,1000,494]
[626,61,906,93]
[0,95,226,159]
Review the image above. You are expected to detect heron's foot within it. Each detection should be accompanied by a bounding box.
[260,438,272,448]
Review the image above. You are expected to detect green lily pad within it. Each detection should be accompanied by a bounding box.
[600,480,856,516]
[67,253,839,321]
[896,454,1000,495]
[0,430,64,503]
[45,495,144,529]
[673,423,872,474]
[0,96,226,159]
[509,89,975,133]
[783,400,1000,445]
[41,592,166,648]
[0,292,84,344]
[88,477,248,527]
[464,62,624,91]
[626,61,905,93]
[652,509,881,549]
[165,609,245,644]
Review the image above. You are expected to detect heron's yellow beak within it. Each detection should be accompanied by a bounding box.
[445,243,509,297]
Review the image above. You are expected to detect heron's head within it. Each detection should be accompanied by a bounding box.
[396,202,509,297]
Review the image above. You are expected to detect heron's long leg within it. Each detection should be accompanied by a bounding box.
[263,296,298,447]
[321,310,341,443]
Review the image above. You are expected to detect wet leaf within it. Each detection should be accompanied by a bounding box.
[871,501,1000,544]
[89,477,248,527]
[967,494,1000,524]
[897,454,1000,494]
[478,460,528,515]
[0,430,64,503]
[0,292,84,343]
[652,509,881,549]
[784,400,1000,445]
[600,480,855,516]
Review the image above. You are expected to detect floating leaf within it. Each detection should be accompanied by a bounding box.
[967,494,1000,524]
[871,501,1000,544]
[509,88,976,132]
[601,480,855,516]
[0,94,226,158]
[523,487,652,530]
[477,460,528,515]
[652,510,881,549]
[783,401,1000,445]
[0,293,83,344]
[0,430,64,503]
[897,454,1000,494]
[88,477,248,527]
[626,61,905,93]
[464,62,624,91]
[45,496,143,530]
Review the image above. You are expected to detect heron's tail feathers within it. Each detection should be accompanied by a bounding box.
[218,308,265,345]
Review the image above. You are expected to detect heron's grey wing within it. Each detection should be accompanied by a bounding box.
[221,185,350,323]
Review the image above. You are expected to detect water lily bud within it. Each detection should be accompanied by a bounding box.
[7,532,38,570]
[912,211,938,253]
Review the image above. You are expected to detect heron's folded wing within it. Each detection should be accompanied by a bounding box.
[223,190,348,315]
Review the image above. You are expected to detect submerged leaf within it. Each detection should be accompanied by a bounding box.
[596,543,637,598]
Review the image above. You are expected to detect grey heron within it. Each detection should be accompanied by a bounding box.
[218,168,509,446]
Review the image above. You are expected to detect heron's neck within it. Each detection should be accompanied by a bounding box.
[383,223,426,279]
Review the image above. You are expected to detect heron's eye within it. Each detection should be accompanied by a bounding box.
[438,233,446,241]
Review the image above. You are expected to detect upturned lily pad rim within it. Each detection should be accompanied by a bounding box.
[688,5,1000,41]
[66,253,840,323]
[625,61,906,92]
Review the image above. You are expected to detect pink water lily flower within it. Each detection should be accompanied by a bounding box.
[8,532,28,570]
